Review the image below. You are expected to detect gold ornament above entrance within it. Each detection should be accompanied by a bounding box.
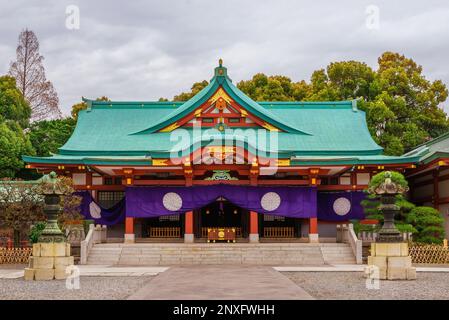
[204,170,238,180]
[208,88,233,105]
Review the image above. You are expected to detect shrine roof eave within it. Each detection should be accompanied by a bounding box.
[23,153,420,167]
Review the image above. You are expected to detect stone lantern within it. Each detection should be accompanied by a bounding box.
[369,171,407,243]
[38,171,66,243]
[24,172,75,281]
[365,171,416,280]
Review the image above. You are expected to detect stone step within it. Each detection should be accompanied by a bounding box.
[86,243,355,265]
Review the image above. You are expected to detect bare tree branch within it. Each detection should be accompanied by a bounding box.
[9,29,61,122]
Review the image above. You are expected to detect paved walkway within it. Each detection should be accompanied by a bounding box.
[0,265,168,279]
[128,265,314,300]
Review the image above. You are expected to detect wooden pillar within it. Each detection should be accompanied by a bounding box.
[249,211,259,242]
[308,217,319,243]
[433,170,440,210]
[184,211,194,243]
[124,217,135,243]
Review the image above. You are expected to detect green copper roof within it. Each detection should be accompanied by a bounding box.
[403,131,449,164]
[23,61,421,166]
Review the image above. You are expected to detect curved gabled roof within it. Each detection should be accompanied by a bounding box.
[129,63,309,135]
[22,60,423,166]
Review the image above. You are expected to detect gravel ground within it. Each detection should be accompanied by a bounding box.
[283,272,449,300]
[0,276,154,300]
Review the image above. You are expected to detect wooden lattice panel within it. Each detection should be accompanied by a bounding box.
[409,244,449,264]
[0,247,32,264]
[148,227,181,238]
[263,227,295,238]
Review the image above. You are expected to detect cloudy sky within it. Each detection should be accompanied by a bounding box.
[0,0,448,115]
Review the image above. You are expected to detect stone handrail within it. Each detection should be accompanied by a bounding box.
[336,224,362,264]
[80,224,107,265]
[358,231,413,242]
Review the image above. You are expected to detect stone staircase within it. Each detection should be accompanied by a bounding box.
[319,243,357,264]
[86,243,356,265]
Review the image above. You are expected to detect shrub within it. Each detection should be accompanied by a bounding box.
[406,206,445,244]
[29,222,46,243]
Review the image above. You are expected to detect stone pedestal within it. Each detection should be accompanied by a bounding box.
[364,242,416,280]
[24,242,75,281]
[249,233,259,243]
[308,233,319,243]
[184,233,194,243]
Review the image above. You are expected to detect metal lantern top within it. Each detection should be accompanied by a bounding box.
[38,171,68,195]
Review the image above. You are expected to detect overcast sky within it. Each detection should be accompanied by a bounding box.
[0,0,448,115]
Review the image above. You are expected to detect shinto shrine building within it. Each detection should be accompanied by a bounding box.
[23,61,423,244]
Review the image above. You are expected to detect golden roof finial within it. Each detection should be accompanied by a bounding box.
[219,58,223,67]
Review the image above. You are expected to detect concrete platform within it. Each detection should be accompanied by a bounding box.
[128,265,314,300]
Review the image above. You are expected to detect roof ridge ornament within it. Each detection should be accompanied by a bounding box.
[213,58,231,82]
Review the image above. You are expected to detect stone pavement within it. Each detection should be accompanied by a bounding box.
[0,265,168,278]
[128,265,314,300]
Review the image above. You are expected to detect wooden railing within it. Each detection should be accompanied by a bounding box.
[263,227,295,238]
[149,227,181,238]
[409,243,449,264]
[0,247,32,264]
[201,227,242,238]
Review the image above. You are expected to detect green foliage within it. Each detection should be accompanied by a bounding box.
[173,81,209,101]
[405,206,445,243]
[71,96,110,120]
[0,75,31,128]
[27,118,76,157]
[83,219,94,234]
[368,171,408,192]
[0,120,35,177]
[29,222,46,243]
[174,52,449,155]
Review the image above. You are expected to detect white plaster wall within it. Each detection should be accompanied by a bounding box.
[72,173,86,185]
[356,173,370,185]
[92,176,103,185]
[340,176,351,185]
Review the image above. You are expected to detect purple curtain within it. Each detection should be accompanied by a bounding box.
[76,191,126,225]
[126,185,317,219]
[317,191,366,221]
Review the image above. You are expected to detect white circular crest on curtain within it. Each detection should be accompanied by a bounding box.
[162,192,183,211]
[89,201,102,219]
[260,192,281,211]
[333,197,351,216]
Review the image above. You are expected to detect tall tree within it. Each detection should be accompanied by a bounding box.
[173,80,209,101]
[9,29,61,121]
[27,118,76,157]
[0,120,35,178]
[0,75,31,128]
[0,180,45,246]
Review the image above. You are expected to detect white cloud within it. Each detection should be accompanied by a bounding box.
[0,0,448,115]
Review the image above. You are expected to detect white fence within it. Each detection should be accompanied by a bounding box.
[336,224,363,264]
[80,224,107,264]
